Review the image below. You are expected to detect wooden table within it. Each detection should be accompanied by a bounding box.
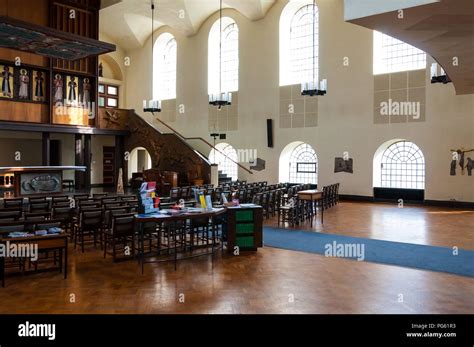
[297,189,324,226]
[135,208,226,274]
[0,233,68,287]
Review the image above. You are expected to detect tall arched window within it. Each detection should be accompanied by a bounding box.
[280,1,318,86]
[153,33,177,100]
[208,17,239,94]
[373,31,426,75]
[209,143,238,181]
[288,143,318,184]
[379,141,425,189]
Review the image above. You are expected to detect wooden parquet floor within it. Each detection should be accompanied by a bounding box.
[0,202,473,314]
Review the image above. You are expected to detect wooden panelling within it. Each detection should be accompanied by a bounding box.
[98,108,129,131]
[0,101,49,123]
[52,106,92,126]
[0,48,48,67]
[0,0,49,67]
[0,0,102,129]
[51,1,99,74]
[125,113,212,186]
[1,0,49,25]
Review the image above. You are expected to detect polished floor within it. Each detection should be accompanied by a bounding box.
[0,202,473,314]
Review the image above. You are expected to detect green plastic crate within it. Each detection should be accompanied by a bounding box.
[235,210,253,222]
[236,223,254,234]
[236,236,254,248]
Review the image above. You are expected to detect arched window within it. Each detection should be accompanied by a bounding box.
[209,143,238,181]
[373,31,426,75]
[153,33,177,100]
[280,1,318,86]
[378,141,425,189]
[208,17,239,94]
[289,143,318,184]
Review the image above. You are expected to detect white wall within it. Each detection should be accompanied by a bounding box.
[121,0,474,202]
[0,131,42,166]
[50,133,75,180]
[91,135,116,185]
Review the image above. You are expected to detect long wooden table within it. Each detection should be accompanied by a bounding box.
[0,233,68,287]
[135,208,226,274]
[297,189,324,226]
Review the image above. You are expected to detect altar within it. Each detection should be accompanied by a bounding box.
[0,166,87,197]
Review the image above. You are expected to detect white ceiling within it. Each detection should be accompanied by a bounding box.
[347,0,474,95]
[99,0,276,50]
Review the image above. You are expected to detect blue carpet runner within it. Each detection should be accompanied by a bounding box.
[263,227,474,277]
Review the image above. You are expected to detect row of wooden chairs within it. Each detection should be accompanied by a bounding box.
[322,183,340,209]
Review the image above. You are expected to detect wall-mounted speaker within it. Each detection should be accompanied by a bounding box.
[266,119,273,148]
[219,134,226,140]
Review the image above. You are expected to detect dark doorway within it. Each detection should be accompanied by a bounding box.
[50,140,61,166]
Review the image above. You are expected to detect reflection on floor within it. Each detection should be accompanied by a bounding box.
[0,202,472,314]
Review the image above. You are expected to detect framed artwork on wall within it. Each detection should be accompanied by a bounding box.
[17,68,31,100]
[53,73,65,103]
[32,70,47,102]
[66,75,79,106]
[0,64,14,99]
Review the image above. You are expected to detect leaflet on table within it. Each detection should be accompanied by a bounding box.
[205,195,213,211]
[199,195,207,209]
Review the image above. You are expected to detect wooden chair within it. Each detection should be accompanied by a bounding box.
[52,201,71,208]
[29,201,50,213]
[24,212,51,221]
[169,188,180,202]
[52,206,73,233]
[120,195,136,201]
[52,195,70,204]
[28,197,47,204]
[73,193,90,198]
[0,209,22,221]
[278,196,298,227]
[103,206,131,232]
[74,208,103,253]
[103,213,136,262]
[3,198,24,209]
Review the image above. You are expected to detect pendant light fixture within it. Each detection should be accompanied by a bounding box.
[143,1,162,113]
[301,0,327,96]
[209,0,232,109]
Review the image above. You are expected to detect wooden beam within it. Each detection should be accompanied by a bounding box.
[0,121,129,135]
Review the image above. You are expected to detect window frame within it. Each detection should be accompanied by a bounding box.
[289,143,318,184]
[98,82,119,109]
[373,31,427,75]
[380,141,425,189]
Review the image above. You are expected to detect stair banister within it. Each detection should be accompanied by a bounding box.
[153,114,253,175]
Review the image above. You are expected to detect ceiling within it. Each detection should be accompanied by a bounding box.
[346,0,474,95]
[99,0,275,50]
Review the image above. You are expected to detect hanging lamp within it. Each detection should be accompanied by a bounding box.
[209,0,232,109]
[143,1,162,113]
